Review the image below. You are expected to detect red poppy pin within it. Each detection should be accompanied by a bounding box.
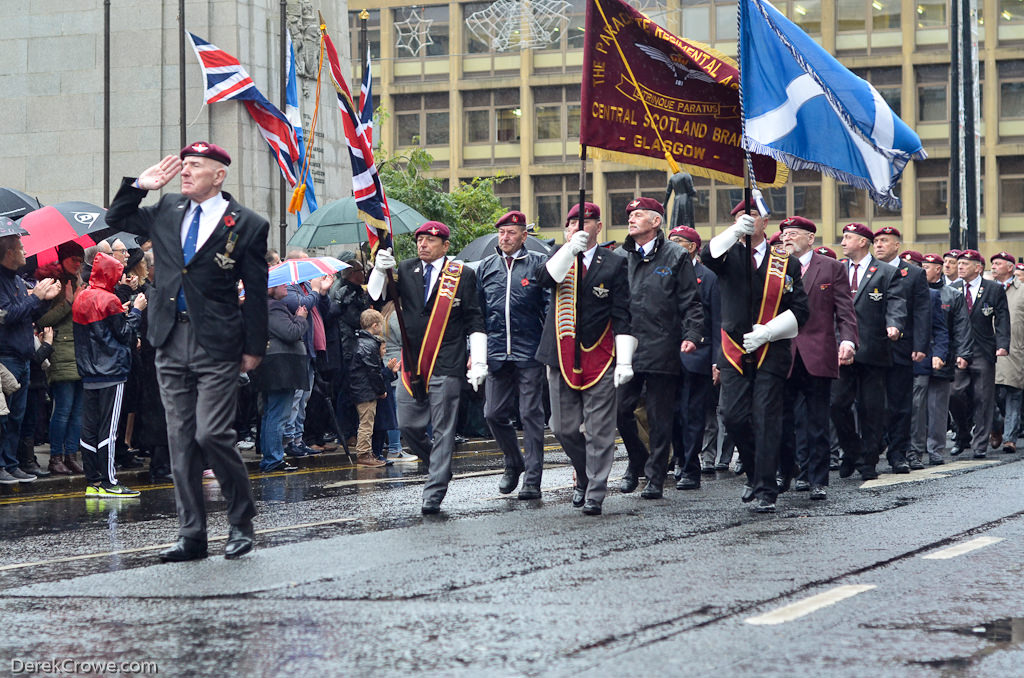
[900,268,908,277]
[696,277,702,284]
[521,278,530,287]
[868,266,877,273]
[224,214,236,228]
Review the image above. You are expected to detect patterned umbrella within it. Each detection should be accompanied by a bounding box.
[19,201,108,257]
[268,256,351,288]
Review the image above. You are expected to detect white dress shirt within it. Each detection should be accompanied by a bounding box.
[181,192,229,253]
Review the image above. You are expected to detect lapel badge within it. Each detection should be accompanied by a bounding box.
[900,268,908,277]
[868,288,883,301]
[982,305,994,316]
[868,266,877,274]
[593,284,609,299]
[521,278,530,287]
[784,275,794,293]
[224,214,236,228]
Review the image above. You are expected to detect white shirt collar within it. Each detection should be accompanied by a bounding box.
[798,250,813,267]
[582,244,599,269]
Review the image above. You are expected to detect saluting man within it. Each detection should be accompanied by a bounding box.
[700,199,809,513]
[368,222,486,514]
[536,202,634,516]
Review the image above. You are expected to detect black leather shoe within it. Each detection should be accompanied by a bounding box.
[794,479,811,492]
[950,444,964,457]
[159,537,208,562]
[700,465,716,476]
[838,458,857,478]
[421,500,442,515]
[810,485,827,500]
[675,477,700,490]
[741,485,755,503]
[973,451,987,459]
[859,466,879,480]
[224,523,255,560]
[581,499,602,515]
[891,462,911,474]
[908,456,926,470]
[498,469,522,495]
[754,497,776,513]
[619,472,639,493]
[571,486,587,508]
[640,482,663,499]
[150,471,174,483]
[928,455,945,466]
[828,456,840,471]
[776,473,792,494]
[517,485,541,500]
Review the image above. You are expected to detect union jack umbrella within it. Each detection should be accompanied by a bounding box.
[268,256,351,288]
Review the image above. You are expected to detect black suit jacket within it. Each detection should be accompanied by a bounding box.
[394,256,484,377]
[105,178,268,362]
[680,260,720,376]
[890,259,931,364]
[950,278,1011,364]
[848,256,906,367]
[535,245,631,367]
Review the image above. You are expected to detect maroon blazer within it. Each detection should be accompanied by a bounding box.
[791,252,859,379]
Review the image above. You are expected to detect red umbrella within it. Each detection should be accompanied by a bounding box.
[19,201,109,266]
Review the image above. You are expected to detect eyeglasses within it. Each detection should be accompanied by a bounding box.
[112,248,128,253]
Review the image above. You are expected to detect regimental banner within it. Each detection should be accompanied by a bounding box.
[580,0,785,187]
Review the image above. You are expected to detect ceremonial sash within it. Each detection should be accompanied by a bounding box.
[720,244,790,375]
[402,260,462,396]
[555,260,615,390]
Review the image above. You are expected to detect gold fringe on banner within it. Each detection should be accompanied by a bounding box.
[585,147,789,188]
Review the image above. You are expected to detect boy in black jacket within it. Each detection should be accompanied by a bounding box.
[350,309,387,467]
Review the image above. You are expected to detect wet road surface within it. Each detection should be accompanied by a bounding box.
[1,442,1023,677]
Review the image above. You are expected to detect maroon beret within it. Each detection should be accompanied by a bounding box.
[991,250,1016,264]
[814,246,837,260]
[180,140,231,166]
[415,221,450,240]
[958,249,984,263]
[899,250,923,264]
[1017,262,1024,272]
[495,210,527,229]
[842,223,874,241]
[669,225,700,249]
[779,216,816,233]
[874,225,901,239]
[565,202,600,224]
[730,197,757,217]
[768,232,782,246]
[943,249,962,259]
[922,253,943,265]
[625,197,664,217]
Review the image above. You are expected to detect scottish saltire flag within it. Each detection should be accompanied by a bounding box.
[739,0,926,209]
[187,32,300,187]
[286,35,318,224]
[321,27,392,248]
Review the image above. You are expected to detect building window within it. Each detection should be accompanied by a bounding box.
[464,89,521,144]
[852,67,902,117]
[1000,156,1024,214]
[999,60,1024,119]
[534,174,592,232]
[533,86,581,141]
[837,185,866,220]
[916,0,947,28]
[784,0,822,36]
[836,0,899,34]
[681,0,711,43]
[393,93,450,147]
[394,5,449,57]
[348,10,381,61]
[464,2,493,54]
[494,177,521,211]
[836,0,865,32]
[917,65,948,122]
[918,159,949,217]
[606,171,669,228]
[790,170,822,221]
[1001,0,1024,24]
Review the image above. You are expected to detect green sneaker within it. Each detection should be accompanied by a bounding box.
[85,484,100,496]
[97,482,140,497]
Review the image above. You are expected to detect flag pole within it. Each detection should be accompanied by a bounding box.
[574,145,589,371]
[278,0,289,254]
[737,0,756,371]
[178,0,186,150]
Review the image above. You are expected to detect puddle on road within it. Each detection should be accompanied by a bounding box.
[896,618,1024,671]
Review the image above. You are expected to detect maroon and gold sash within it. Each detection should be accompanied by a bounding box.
[402,259,463,396]
[721,243,789,375]
[556,260,615,390]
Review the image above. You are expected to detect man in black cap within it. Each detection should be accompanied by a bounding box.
[700,199,808,512]
[106,143,268,561]
[616,197,703,499]
[368,221,486,514]
[476,210,550,499]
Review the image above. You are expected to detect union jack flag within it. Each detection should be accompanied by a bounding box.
[187,32,300,187]
[321,28,392,252]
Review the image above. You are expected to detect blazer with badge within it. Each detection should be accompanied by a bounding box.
[700,240,809,378]
[792,252,858,380]
[394,256,484,377]
[535,245,631,368]
[950,277,1011,364]
[890,259,932,364]
[848,256,906,368]
[105,178,268,362]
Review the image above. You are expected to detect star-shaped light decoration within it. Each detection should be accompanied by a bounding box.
[466,0,571,51]
[395,8,434,55]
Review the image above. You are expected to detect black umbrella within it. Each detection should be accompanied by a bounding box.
[0,187,42,221]
[456,234,551,262]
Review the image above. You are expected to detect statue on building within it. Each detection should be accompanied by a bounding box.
[664,170,697,229]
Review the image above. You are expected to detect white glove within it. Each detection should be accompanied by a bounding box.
[741,309,799,352]
[709,214,756,259]
[545,231,591,283]
[613,334,638,387]
[467,332,488,391]
[367,248,395,300]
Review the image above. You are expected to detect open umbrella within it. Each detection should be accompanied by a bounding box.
[0,188,42,221]
[456,234,552,263]
[20,201,108,258]
[288,196,427,249]
[268,256,351,288]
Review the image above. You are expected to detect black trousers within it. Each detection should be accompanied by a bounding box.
[80,383,124,485]
[673,368,713,482]
[782,355,832,487]
[617,371,679,487]
[719,365,784,501]
[883,361,913,465]
[831,362,887,471]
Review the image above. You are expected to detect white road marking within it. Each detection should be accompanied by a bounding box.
[744,585,876,625]
[921,536,1004,560]
[859,459,1000,488]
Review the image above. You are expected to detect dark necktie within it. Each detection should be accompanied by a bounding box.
[178,205,202,312]
[506,255,514,270]
[966,284,974,313]
[850,263,859,296]
[423,264,433,304]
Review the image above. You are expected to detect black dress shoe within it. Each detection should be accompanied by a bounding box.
[517,485,541,500]
[581,499,602,515]
[714,463,729,472]
[950,444,964,457]
[224,523,255,560]
[794,479,811,492]
[675,477,700,490]
[973,451,987,459]
[619,472,639,493]
[859,466,879,480]
[838,458,857,478]
[159,537,208,562]
[421,500,442,515]
[908,456,926,470]
[640,482,663,499]
[498,469,522,495]
[700,465,716,476]
[776,474,792,494]
[810,485,827,500]
[754,497,776,513]
[741,485,755,503]
[571,486,587,508]
[150,471,174,483]
[265,460,298,472]
[891,462,911,474]
[828,458,840,471]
